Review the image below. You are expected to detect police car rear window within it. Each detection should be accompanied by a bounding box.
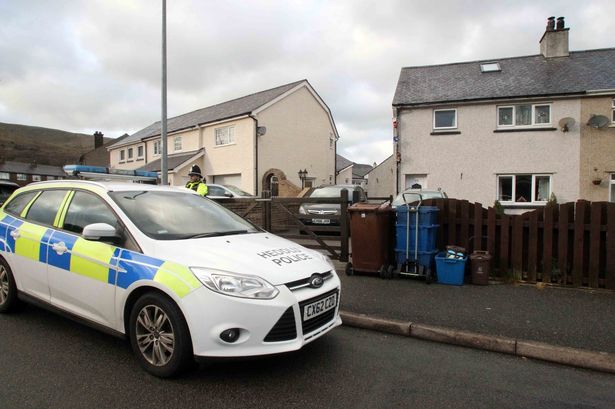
[3,191,38,216]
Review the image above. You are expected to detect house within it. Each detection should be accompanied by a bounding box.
[392,17,615,209]
[79,132,129,167]
[108,80,338,196]
[335,154,373,189]
[0,161,65,186]
[364,154,396,199]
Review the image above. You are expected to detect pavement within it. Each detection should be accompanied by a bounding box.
[331,260,615,375]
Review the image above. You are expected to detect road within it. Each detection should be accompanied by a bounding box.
[1,304,614,409]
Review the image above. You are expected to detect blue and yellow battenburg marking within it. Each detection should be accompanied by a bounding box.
[0,212,201,298]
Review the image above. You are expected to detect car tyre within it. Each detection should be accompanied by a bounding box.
[129,292,194,378]
[0,257,19,313]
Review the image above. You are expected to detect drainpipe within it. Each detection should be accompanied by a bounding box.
[249,114,259,196]
[393,106,400,195]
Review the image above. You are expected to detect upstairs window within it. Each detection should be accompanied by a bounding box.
[120,150,125,162]
[480,62,501,73]
[612,98,615,123]
[215,126,235,146]
[127,147,134,160]
[153,140,161,156]
[32,175,42,182]
[174,136,182,151]
[497,174,551,204]
[433,109,457,130]
[610,174,615,203]
[137,145,144,159]
[498,104,551,127]
[17,174,27,181]
[0,172,9,179]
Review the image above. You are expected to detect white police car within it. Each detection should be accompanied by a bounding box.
[0,177,341,377]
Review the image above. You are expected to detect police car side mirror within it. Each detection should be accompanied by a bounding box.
[83,223,120,242]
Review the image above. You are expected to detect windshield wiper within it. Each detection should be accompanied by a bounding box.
[184,230,250,239]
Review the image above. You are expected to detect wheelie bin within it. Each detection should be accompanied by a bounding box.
[346,202,395,277]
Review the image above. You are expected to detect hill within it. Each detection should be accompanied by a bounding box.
[0,122,114,166]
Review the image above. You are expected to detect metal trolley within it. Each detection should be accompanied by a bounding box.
[394,192,438,283]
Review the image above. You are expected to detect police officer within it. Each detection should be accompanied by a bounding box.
[185,164,208,196]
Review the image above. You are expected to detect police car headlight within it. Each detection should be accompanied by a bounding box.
[298,205,307,215]
[190,268,279,300]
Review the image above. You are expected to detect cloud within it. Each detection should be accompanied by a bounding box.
[1,0,614,161]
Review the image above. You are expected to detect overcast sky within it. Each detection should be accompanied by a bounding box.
[1,0,614,165]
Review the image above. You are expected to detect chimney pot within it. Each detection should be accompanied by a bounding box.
[94,131,104,149]
[556,16,565,30]
[546,16,555,31]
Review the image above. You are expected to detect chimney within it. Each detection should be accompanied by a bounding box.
[94,131,104,149]
[540,16,569,58]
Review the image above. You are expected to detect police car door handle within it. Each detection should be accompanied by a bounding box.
[10,229,20,239]
[52,242,68,255]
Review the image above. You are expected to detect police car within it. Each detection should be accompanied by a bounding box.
[0,172,341,377]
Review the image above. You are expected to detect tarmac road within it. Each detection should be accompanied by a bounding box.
[1,304,615,409]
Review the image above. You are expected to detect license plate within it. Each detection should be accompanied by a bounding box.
[303,293,337,321]
[312,218,330,224]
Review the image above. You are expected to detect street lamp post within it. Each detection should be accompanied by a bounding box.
[298,169,308,189]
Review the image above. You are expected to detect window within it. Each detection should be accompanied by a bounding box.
[0,172,9,179]
[612,98,615,123]
[137,146,144,158]
[16,174,27,181]
[32,175,42,182]
[127,147,134,160]
[120,150,125,162]
[498,104,551,127]
[497,174,551,203]
[433,109,457,130]
[153,140,161,156]
[215,126,235,145]
[610,174,615,203]
[4,191,38,216]
[47,176,56,180]
[25,190,68,226]
[63,191,119,235]
[174,136,182,151]
[480,62,501,72]
[207,186,227,197]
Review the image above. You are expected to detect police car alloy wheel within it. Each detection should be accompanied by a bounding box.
[0,258,19,313]
[129,292,193,378]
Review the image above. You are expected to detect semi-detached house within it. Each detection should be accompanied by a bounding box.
[108,80,338,195]
[392,17,615,210]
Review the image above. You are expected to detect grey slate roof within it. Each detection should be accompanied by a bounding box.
[352,164,374,179]
[137,150,203,172]
[335,154,353,172]
[111,80,306,149]
[393,48,615,106]
[0,161,65,177]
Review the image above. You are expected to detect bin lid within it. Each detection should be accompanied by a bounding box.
[349,202,392,212]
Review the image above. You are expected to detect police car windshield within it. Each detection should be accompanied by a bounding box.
[110,191,260,240]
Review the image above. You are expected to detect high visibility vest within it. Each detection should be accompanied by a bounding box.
[186,181,208,196]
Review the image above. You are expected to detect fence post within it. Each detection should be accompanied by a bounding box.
[340,189,349,262]
[261,190,271,231]
[572,200,588,287]
[527,210,538,283]
[543,204,555,283]
[588,202,602,288]
[558,203,572,284]
[607,203,615,290]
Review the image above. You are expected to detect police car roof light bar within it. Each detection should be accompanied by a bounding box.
[63,165,158,182]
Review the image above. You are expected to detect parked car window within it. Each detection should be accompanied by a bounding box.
[25,190,69,226]
[223,185,252,197]
[309,186,363,202]
[207,186,227,197]
[110,191,259,240]
[3,191,38,216]
[63,191,120,235]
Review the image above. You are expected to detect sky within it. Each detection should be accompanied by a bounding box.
[1,0,614,166]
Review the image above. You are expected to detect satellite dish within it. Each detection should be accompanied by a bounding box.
[587,115,610,129]
[256,126,267,136]
[558,117,575,132]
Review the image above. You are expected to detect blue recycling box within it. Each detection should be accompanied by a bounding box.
[435,252,467,285]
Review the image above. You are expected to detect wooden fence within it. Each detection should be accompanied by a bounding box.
[423,199,615,289]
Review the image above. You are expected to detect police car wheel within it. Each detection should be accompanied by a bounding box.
[0,258,19,313]
[129,292,193,378]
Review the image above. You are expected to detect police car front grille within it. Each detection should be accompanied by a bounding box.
[299,289,339,335]
[264,307,297,342]
[285,271,333,291]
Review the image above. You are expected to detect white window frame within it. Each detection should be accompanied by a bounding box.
[0,172,9,179]
[611,98,615,123]
[153,140,161,156]
[174,136,182,151]
[127,147,134,160]
[610,174,615,203]
[120,150,125,162]
[16,173,27,181]
[497,103,552,128]
[137,145,144,159]
[497,174,552,204]
[32,175,42,182]
[433,109,457,130]
[215,126,235,146]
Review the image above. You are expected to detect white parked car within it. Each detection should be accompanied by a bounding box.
[0,180,341,377]
[205,183,253,199]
